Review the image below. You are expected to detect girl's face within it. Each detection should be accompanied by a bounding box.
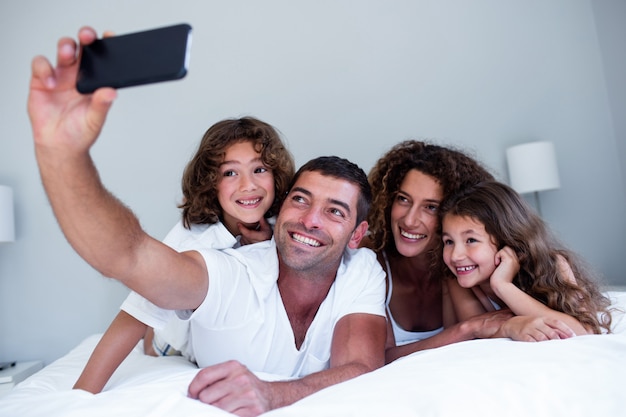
[441,214,499,288]
[390,169,442,258]
[217,141,275,235]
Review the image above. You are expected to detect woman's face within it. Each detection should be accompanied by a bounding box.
[389,169,443,258]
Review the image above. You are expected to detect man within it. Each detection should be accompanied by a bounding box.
[28,27,386,416]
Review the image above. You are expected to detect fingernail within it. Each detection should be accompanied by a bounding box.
[60,43,74,56]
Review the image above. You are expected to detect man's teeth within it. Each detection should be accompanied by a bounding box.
[400,229,426,240]
[292,233,321,247]
[457,266,476,272]
[238,198,260,206]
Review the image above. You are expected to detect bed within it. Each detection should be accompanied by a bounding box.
[1,291,625,417]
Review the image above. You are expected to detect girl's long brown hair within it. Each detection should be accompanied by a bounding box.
[440,181,613,333]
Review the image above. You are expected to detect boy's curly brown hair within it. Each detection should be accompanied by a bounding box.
[179,117,294,228]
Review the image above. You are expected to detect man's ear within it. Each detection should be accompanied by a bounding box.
[347,221,369,249]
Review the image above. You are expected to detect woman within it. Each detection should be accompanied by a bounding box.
[363,140,503,362]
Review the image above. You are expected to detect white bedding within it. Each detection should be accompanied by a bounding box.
[1,291,625,417]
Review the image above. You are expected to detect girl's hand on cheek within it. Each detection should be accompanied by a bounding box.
[490,246,520,289]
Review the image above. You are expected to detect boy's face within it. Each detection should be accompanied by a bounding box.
[217,141,275,236]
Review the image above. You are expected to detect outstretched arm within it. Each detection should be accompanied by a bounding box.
[74,310,147,393]
[28,27,207,309]
[187,313,386,416]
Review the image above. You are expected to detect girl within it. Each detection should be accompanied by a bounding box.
[74,116,295,393]
[441,180,612,336]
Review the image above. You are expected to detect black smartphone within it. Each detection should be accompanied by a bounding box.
[76,23,192,94]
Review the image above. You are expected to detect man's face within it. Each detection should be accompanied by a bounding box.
[274,171,364,276]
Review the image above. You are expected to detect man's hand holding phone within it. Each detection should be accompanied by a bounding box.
[29,24,193,159]
[76,23,192,93]
[28,26,118,156]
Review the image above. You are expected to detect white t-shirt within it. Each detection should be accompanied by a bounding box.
[180,238,386,377]
[120,220,238,357]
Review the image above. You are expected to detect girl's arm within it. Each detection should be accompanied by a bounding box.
[441,280,458,327]
[73,310,148,393]
[447,278,489,322]
[490,247,590,335]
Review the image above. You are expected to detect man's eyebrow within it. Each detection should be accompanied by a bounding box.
[290,186,352,215]
[328,198,351,214]
[290,186,312,197]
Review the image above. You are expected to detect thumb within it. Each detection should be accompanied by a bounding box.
[86,88,117,135]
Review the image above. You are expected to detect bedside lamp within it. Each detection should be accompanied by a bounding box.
[506,141,560,216]
[0,185,15,243]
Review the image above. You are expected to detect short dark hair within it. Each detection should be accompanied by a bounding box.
[291,156,371,225]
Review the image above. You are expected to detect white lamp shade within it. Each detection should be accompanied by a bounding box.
[0,185,15,242]
[506,141,560,194]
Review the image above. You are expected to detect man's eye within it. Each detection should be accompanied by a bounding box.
[329,208,345,218]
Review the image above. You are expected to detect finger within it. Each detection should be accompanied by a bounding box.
[84,88,117,133]
[196,379,231,407]
[30,55,56,89]
[257,217,269,230]
[530,319,574,340]
[546,319,575,338]
[201,372,266,416]
[188,362,237,399]
[56,37,79,67]
[77,26,99,46]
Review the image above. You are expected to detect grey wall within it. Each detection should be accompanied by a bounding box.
[1,0,624,366]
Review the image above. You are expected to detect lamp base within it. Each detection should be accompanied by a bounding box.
[0,362,16,371]
[533,191,542,217]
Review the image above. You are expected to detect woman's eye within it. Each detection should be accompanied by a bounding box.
[255,167,268,174]
[223,170,236,177]
[442,238,453,246]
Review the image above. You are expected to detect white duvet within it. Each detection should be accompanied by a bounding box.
[1,291,625,417]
